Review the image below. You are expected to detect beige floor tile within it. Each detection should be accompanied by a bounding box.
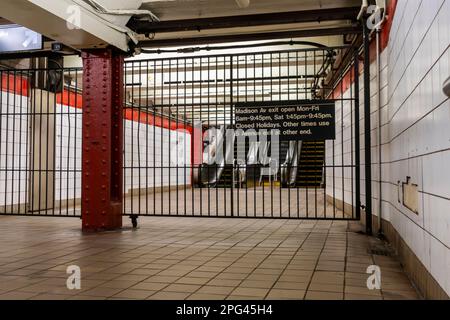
[0,216,419,301]
[80,287,124,298]
[196,286,235,295]
[239,280,276,289]
[67,295,105,300]
[273,281,309,290]
[145,275,181,283]
[174,276,210,285]
[266,289,305,300]
[227,295,264,300]
[130,282,170,291]
[345,293,383,300]
[0,291,38,300]
[29,293,71,300]
[97,280,137,289]
[148,291,191,300]
[308,283,343,293]
[188,293,227,300]
[112,289,155,299]
[344,286,382,296]
[207,279,242,287]
[231,287,269,298]
[305,291,343,300]
[164,284,201,293]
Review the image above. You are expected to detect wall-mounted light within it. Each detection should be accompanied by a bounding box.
[444,76,450,98]
[235,0,250,8]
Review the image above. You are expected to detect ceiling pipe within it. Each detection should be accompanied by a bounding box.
[235,0,250,8]
[357,0,369,21]
[82,0,160,21]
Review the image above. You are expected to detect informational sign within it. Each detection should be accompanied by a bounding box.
[0,24,43,53]
[235,100,336,141]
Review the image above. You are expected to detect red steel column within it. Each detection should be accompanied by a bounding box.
[81,48,124,231]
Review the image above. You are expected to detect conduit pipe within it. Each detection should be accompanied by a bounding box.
[82,0,160,21]
[373,2,386,236]
[357,0,369,21]
[362,0,386,236]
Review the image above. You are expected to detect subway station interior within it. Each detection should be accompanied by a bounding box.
[0,0,449,302]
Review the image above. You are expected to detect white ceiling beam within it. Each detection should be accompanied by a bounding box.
[0,0,135,51]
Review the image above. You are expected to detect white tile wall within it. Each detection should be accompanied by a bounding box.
[327,0,450,295]
[0,92,193,207]
[54,104,82,202]
[123,120,192,194]
[0,92,28,206]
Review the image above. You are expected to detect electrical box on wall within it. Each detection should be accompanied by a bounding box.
[402,177,419,215]
[443,76,450,98]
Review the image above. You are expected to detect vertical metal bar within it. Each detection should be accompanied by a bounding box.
[146,61,149,216]
[175,58,179,216]
[154,60,157,215]
[354,50,361,221]
[12,71,17,213]
[230,55,234,217]
[363,22,373,235]
[235,54,240,217]
[198,58,202,217]
[278,52,282,218]
[207,57,211,217]
[161,59,164,215]
[74,69,79,216]
[349,59,355,220]
[215,56,219,216]
[138,61,142,216]
[340,62,345,219]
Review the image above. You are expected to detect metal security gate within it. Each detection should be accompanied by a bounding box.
[123,46,361,220]
[0,66,82,217]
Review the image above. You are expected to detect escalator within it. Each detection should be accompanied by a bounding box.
[196,126,236,187]
[196,130,273,188]
[280,141,303,187]
[280,140,325,188]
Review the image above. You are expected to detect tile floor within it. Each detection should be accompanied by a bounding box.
[0,216,420,300]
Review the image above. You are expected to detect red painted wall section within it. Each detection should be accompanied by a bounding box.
[1,73,29,96]
[124,108,193,133]
[57,90,83,109]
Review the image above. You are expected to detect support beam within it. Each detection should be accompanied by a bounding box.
[128,7,360,34]
[81,48,124,232]
[139,26,361,48]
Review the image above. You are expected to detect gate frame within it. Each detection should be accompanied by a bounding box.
[121,45,363,221]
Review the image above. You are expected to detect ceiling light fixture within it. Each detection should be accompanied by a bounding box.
[235,0,250,9]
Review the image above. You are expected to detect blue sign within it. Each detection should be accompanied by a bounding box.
[0,24,43,53]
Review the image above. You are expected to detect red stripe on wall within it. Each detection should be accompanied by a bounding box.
[1,73,29,97]
[124,108,194,133]
[57,90,83,109]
